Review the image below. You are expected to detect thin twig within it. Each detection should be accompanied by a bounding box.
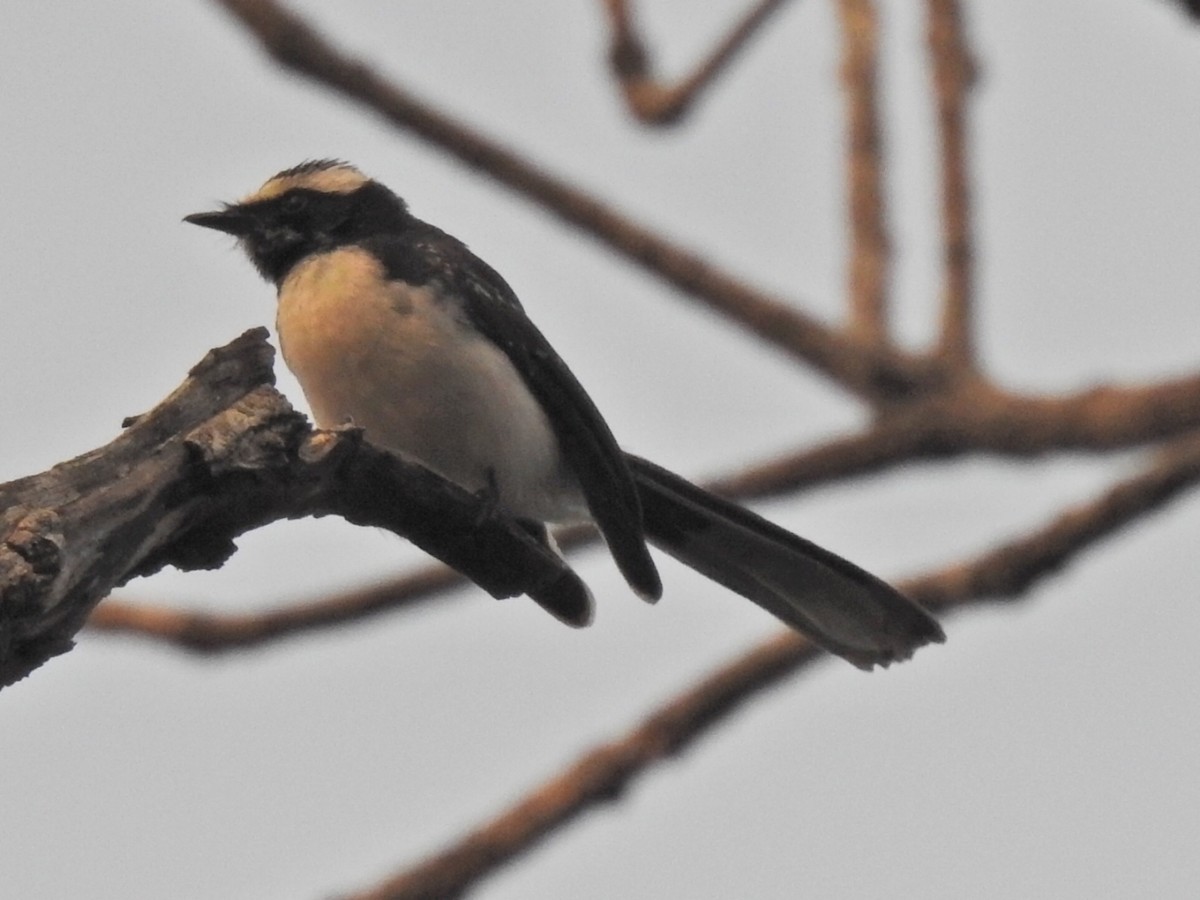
[927,0,977,368]
[837,0,891,346]
[603,0,795,124]
[208,0,927,402]
[905,432,1200,606]
[338,430,1200,900]
[87,567,468,652]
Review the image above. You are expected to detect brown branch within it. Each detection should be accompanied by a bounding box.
[87,566,469,652]
[927,0,978,368]
[603,0,794,124]
[904,432,1200,608]
[837,0,891,345]
[0,331,588,688]
[726,371,1200,491]
[207,0,929,402]
[337,429,1200,900]
[921,375,1200,454]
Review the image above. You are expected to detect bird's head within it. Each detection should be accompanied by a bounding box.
[184,160,409,284]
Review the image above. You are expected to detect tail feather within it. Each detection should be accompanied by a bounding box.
[626,455,944,670]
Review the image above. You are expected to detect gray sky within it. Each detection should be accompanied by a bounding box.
[2,2,1199,898]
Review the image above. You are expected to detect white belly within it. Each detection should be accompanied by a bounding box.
[275,247,585,523]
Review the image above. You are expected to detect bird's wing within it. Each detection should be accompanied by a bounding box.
[372,231,662,601]
[457,258,662,601]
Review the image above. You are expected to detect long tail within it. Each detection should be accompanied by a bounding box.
[626,455,944,670]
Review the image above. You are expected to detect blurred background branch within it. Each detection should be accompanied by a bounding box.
[602,0,795,124]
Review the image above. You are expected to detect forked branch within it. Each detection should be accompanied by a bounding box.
[602,0,794,124]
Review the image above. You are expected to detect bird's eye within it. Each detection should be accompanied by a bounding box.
[281,194,308,215]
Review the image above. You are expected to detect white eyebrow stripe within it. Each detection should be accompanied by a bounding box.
[241,164,370,203]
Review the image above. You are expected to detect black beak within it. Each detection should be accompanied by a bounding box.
[184,207,255,237]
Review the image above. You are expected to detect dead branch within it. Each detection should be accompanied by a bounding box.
[0,330,587,688]
[602,0,794,124]
[337,429,1200,900]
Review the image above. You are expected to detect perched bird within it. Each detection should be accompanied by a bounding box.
[186,160,943,669]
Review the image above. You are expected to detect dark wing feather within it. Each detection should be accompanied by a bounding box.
[458,259,662,601]
[372,228,662,601]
